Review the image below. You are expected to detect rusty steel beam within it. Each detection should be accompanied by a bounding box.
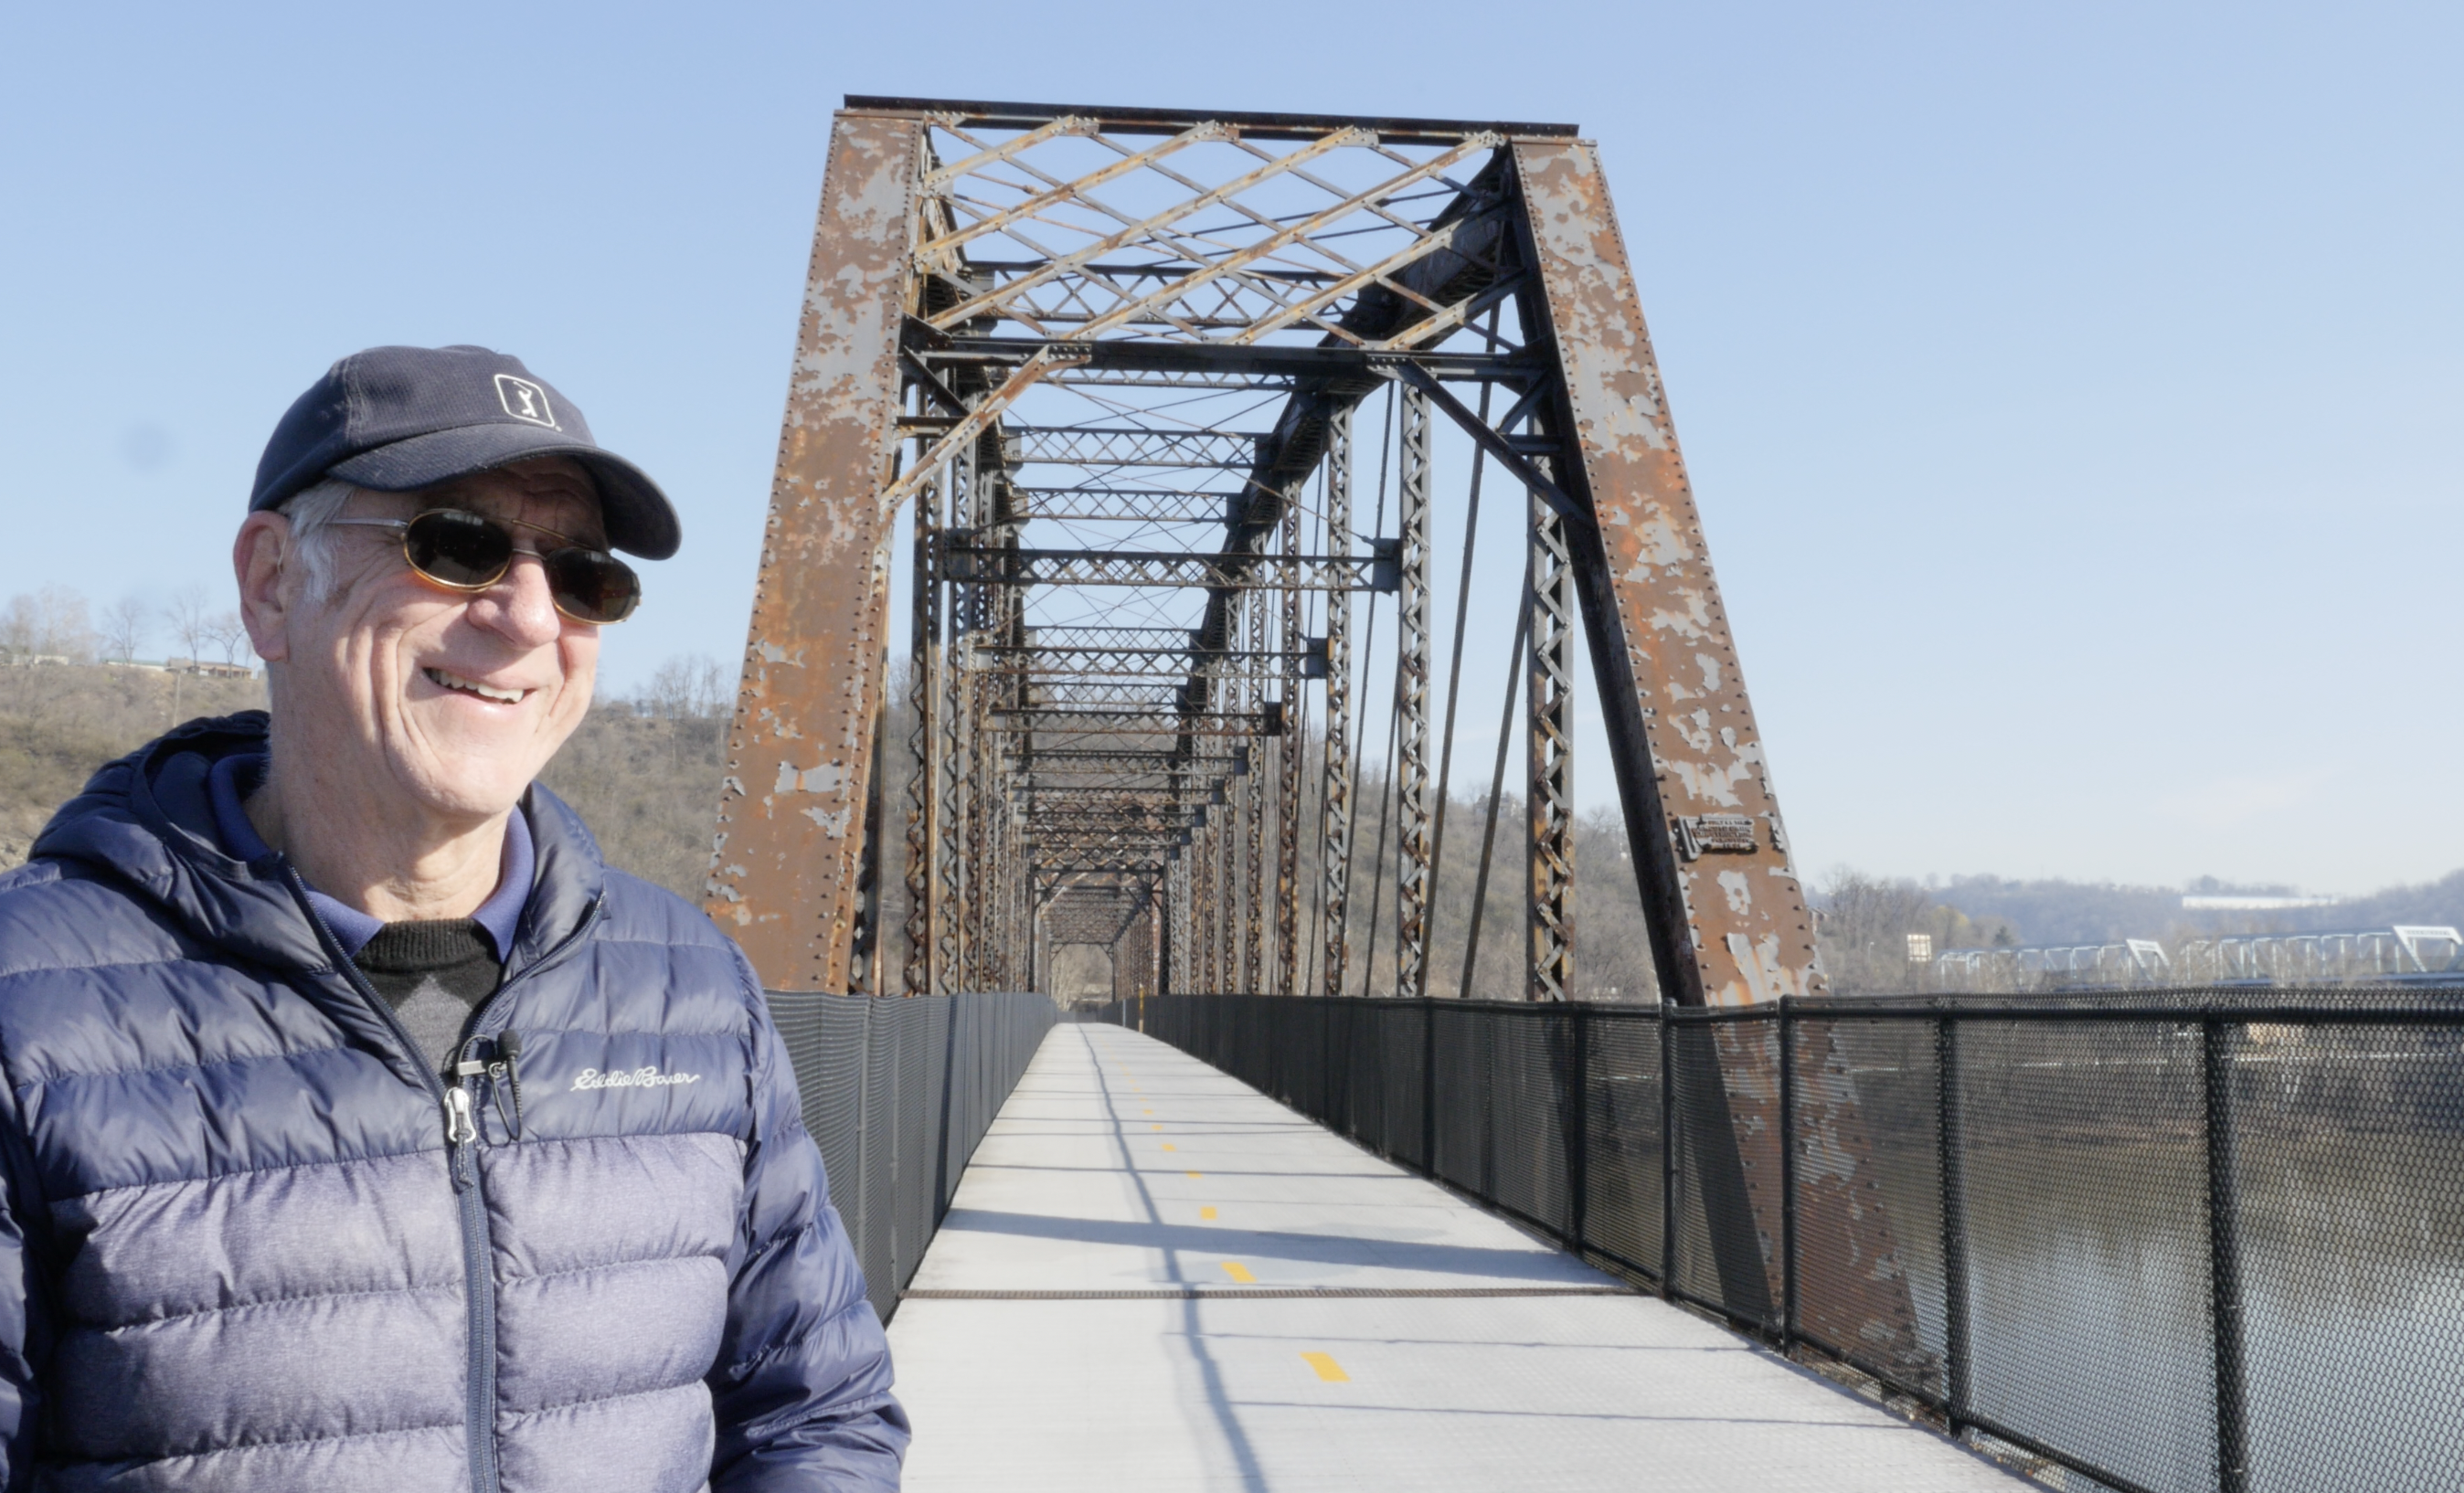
[939,546,1397,593]
[706,111,922,991]
[1274,500,1305,996]
[1318,407,1354,998]
[1241,587,1269,991]
[1510,132,1918,1378]
[1393,386,1433,998]
[1525,484,1576,1002]
[1511,139,1818,1010]
[846,93,1577,146]
[904,469,941,996]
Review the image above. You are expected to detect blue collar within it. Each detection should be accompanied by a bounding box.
[207,753,535,961]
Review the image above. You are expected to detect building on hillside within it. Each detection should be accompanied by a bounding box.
[164,658,258,679]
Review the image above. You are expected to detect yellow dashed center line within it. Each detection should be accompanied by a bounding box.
[1161,1143,1176,1151]
[1199,1206,1217,1221]
[1301,1352,1349,1382]
[1186,1171,1202,1179]
[1219,1261,1256,1283]
[1151,1124,1163,1131]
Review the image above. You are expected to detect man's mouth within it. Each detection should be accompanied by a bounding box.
[425,668,531,705]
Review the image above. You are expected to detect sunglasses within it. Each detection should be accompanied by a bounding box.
[326,509,641,625]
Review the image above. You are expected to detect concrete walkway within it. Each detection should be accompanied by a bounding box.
[885,1022,2024,1492]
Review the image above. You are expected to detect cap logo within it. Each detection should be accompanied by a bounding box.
[494,374,558,429]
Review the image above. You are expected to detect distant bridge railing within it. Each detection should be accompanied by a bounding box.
[1118,990,2464,1493]
[1932,926,2464,990]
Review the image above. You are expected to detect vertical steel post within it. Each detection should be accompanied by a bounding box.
[1244,592,1269,990]
[1319,408,1354,998]
[1568,1004,1590,1251]
[961,663,987,990]
[1275,497,1304,997]
[1779,1002,1796,1346]
[1526,483,1576,1002]
[1217,793,1238,990]
[1394,386,1434,999]
[1158,876,1174,1000]
[1195,822,1216,993]
[1938,1014,1970,1432]
[1419,995,1437,1172]
[904,475,940,996]
[850,674,887,994]
[2206,1018,2248,1493]
[934,446,972,990]
[706,112,920,990]
[1661,1001,1676,1297]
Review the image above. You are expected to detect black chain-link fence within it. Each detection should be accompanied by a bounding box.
[768,990,1057,1321]
[1121,990,2464,1493]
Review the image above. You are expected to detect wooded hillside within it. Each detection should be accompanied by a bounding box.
[16,655,2424,998]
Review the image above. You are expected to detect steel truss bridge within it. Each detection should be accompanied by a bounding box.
[704,95,1821,1018]
[685,99,2454,1493]
[1933,925,2464,988]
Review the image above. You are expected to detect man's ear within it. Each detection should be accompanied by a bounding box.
[234,512,294,664]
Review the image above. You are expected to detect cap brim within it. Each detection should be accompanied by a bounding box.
[327,423,681,560]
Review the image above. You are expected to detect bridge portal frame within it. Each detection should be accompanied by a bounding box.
[700,91,1915,1400]
[705,95,1822,1014]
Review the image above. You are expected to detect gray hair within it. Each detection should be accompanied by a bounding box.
[279,477,363,604]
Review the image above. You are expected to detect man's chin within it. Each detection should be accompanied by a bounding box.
[388,704,573,816]
[413,783,533,825]
[392,750,541,824]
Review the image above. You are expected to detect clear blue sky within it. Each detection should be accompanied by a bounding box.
[3,2,2456,895]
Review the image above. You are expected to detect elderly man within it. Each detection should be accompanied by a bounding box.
[0,346,907,1489]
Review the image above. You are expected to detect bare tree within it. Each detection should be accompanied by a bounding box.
[101,596,149,663]
[643,654,730,720]
[203,611,250,668]
[164,587,212,670]
[0,587,96,662]
[1811,868,1939,995]
[0,597,33,662]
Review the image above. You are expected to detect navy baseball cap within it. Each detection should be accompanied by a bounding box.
[250,345,681,560]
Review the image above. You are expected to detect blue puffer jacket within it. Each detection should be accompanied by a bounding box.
[0,714,907,1490]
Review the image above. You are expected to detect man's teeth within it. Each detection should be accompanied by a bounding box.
[426,668,527,704]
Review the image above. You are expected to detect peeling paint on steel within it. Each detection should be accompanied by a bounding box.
[1518,137,1918,1371]
[1513,139,1819,1011]
[703,110,922,990]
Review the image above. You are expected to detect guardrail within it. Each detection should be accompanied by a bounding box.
[767,990,1057,1321]
[1120,989,2464,1493]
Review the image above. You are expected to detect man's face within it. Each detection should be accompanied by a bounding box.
[259,458,605,828]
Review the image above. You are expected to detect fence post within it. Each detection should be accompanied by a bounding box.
[1660,1001,1675,1297]
[2205,1018,2248,1493]
[1779,1001,1796,1350]
[1938,1011,1970,1435]
[1569,1005,1589,1253]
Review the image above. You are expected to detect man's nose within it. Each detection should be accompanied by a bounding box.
[465,551,568,646]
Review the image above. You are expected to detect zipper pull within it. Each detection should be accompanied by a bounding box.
[444,1085,479,1147]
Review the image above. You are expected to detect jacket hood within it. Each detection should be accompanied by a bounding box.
[28,711,606,980]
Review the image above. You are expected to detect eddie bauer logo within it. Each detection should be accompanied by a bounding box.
[570,1066,703,1092]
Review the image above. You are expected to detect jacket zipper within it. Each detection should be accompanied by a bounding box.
[284,870,600,1493]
